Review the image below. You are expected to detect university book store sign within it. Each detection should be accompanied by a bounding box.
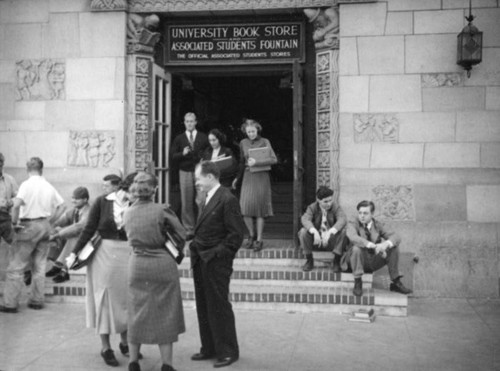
[166,22,305,64]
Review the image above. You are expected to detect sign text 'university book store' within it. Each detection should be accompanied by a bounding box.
[166,22,305,65]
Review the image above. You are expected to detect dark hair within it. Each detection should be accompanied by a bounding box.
[316,186,334,200]
[208,129,227,146]
[26,157,43,172]
[357,200,375,213]
[241,118,262,135]
[121,172,138,192]
[72,186,89,200]
[103,174,122,186]
[197,161,220,179]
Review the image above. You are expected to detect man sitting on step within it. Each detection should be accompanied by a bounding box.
[298,186,347,272]
[341,200,412,297]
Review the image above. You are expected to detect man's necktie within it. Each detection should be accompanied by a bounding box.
[188,131,194,147]
[363,224,371,242]
[73,209,79,223]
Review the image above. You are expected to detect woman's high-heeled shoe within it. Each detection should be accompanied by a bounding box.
[243,236,255,249]
[254,240,264,252]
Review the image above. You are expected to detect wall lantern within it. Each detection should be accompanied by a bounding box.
[457,0,483,78]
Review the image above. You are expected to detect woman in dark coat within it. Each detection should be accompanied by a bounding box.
[201,129,237,188]
[123,172,186,371]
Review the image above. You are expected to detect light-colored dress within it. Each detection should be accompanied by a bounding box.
[238,137,277,218]
[123,200,186,344]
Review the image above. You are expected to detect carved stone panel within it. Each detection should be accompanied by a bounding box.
[422,73,463,88]
[304,7,339,50]
[353,113,399,143]
[91,0,128,11]
[68,131,116,168]
[372,185,415,221]
[16,59,65,101]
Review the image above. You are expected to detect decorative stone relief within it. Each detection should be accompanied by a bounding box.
[129,0,344,13]
[316,53,331,73]
[304,7,339,50]
[317,170,330,186]
[353,114,399,143]
[127,13,161,54]
[133,56,153,170]
[90,0,128,11]
[318,151,330,167]
[422,73,463,88]
[16,59,65,101]
[68,131,116,167]
[318,132,331,149]
[372,185,415,221]
[318,112,330,131]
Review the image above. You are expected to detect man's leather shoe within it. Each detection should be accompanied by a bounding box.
[53,271,70,283]
[45,265,62,277]
[101,349,119,367]
[128,361,141,371]
[243,236,255,249]
[353,277,363,297]
[390,280,413,295]
[161,364,177,371]
[0,305,18,313]
[191,353,215,361]
[302,259,314,272]
[214,356,238,368]
[254,240,264,252]
[28,303,44,310]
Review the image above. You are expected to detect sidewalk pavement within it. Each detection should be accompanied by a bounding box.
[1,298,499,371]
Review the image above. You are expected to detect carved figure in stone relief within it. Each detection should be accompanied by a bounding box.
[87,132,101,168]
[68,131,78,166]
[127,13,160,44]
[75,132,90,166]
[48,62,65,100]
[99,133,116,167]
[304,7,339,49]
[16,60,36,100]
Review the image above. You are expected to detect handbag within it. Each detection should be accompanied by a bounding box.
[70,233,102,270]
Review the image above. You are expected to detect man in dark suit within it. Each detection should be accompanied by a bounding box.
[298,186,347,272]
[190,161,245,368]
[171,112,209,239]
[342,200,412,297]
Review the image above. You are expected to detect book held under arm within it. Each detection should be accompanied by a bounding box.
[211,155,233,172]
[248,147,272,173]
[165,230,185,264]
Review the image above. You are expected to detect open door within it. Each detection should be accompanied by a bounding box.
[152,64,172,204]
[292,60,304,246]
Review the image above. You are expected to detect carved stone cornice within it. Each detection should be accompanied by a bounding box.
[128,0,375,13]
[91,0,128,11]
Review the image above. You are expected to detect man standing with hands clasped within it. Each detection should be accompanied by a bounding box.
[190,161,245,368]
[171,112,209,240]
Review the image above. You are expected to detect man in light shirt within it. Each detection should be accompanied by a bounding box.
[0,157,65,313]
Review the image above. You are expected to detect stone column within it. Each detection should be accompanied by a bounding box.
[304,7,340,201]
[124,13,161,173]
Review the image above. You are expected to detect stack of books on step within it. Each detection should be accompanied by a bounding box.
[348,308,376,323]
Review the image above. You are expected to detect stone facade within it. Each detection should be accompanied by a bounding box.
[338,1,500,297]
[0,0,499,298]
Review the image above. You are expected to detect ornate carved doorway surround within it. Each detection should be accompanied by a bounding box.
[89,0,372,202]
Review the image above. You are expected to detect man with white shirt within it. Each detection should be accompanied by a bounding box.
[171,112,209,239]
[190,161,245,368]
[342,200,412,297]
[0,157,65,313]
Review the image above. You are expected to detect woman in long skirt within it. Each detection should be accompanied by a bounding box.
[123,172,186,371]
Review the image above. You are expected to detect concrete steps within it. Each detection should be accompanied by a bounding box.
[0,245,408,317]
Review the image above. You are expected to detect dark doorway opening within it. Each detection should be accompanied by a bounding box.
[169,72,294,240]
